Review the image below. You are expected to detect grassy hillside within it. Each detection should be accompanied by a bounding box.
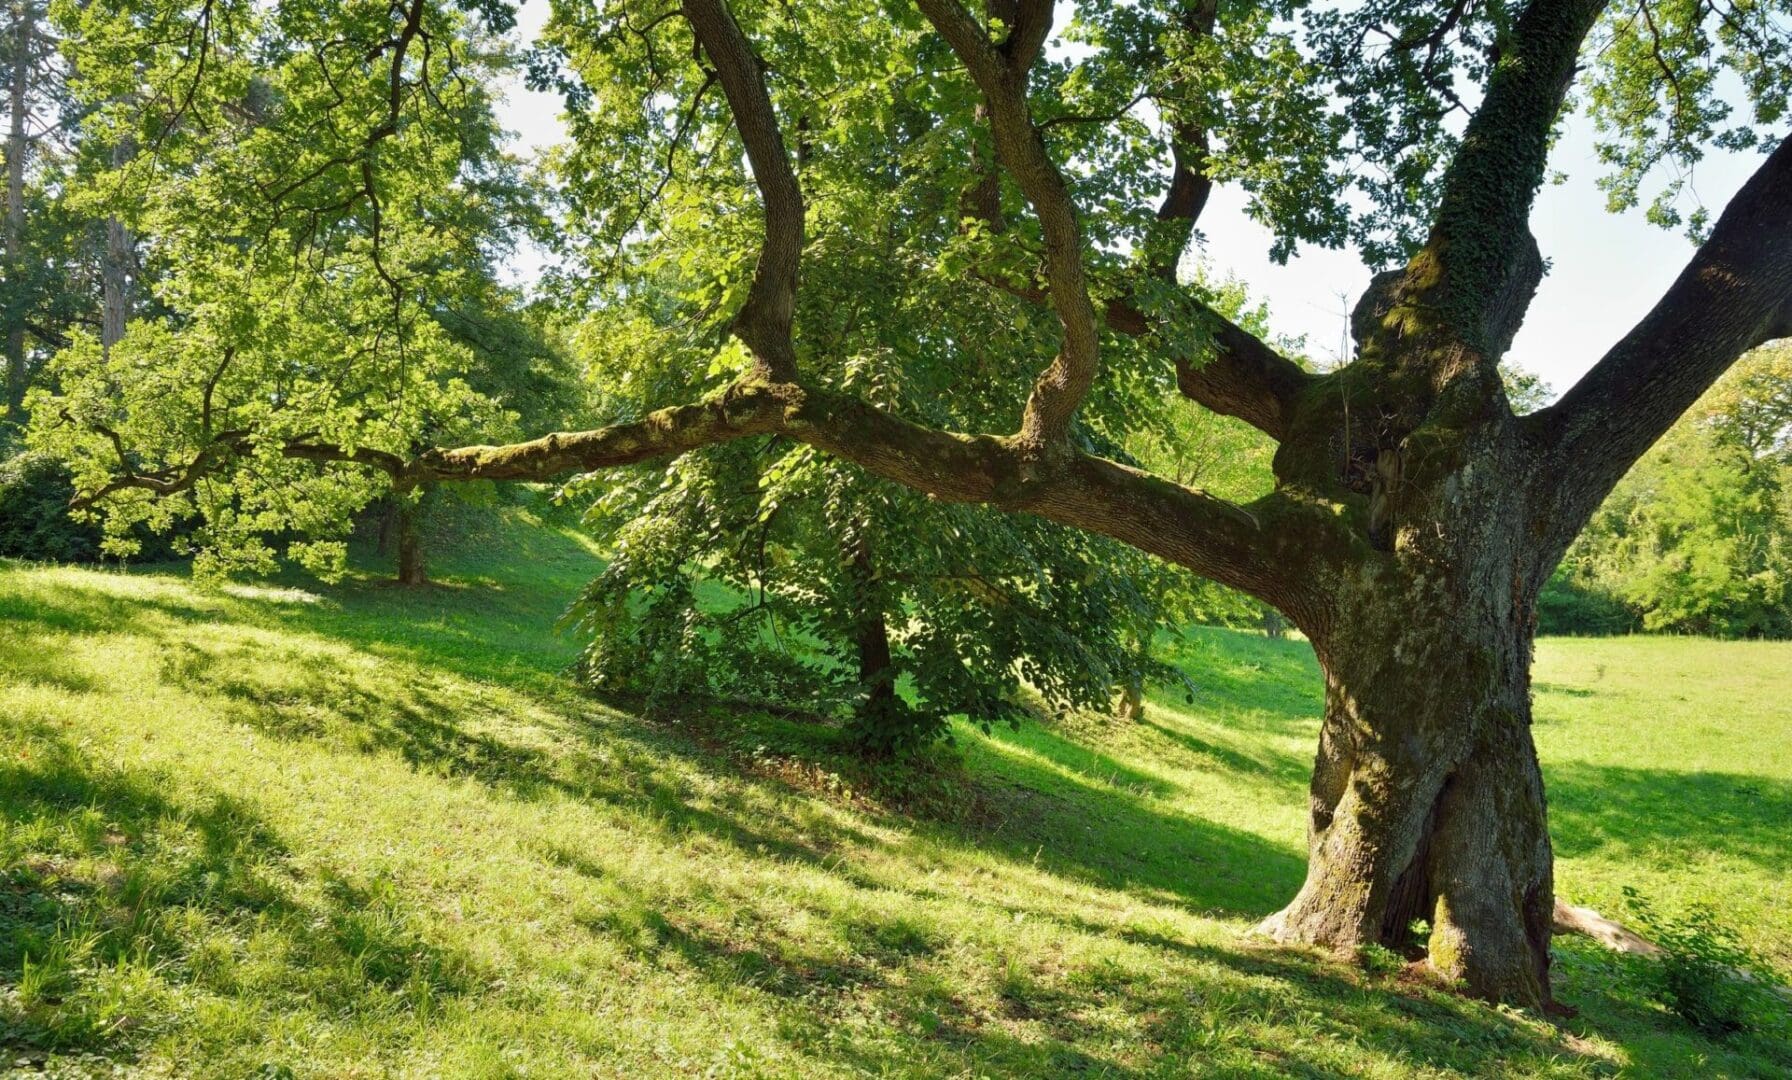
[2,507,1788,1077]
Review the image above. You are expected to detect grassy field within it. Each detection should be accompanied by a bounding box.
[2,505,1789,1077]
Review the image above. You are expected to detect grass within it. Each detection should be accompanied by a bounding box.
[1,503,1789,1077]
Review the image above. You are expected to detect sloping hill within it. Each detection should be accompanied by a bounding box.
[2,508,1788,1077]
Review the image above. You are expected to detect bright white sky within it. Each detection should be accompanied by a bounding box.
[492,1,1767,401]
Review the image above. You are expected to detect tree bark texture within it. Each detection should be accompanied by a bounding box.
[1261,570,1554,1005]
[4,0,32,415]
[394,495,427,587]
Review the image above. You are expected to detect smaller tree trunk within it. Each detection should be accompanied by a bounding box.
[375,497,397,556]
[394,494,427,587]
[1115,679,1145,722]
[843,528,918,755]
[850,533,896,713]
[4,1,33,417]
[854,593,897,716]
[1260,607,1287,640]
[1115,634,1150,721]
[100,137,135,358]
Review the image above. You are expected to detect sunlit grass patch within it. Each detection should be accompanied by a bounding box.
[1,508,1788,1076]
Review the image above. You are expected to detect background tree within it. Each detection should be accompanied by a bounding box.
[1,0,87,425]
[1552,343,1792,636]
[32,0,1792,1008]
[27,0,576,580]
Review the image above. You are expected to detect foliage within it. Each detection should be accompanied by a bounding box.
[571,438,1169,755]
[20,0,575,578]
[1556,343,1792,637]
[0,449,100,561]
[538,3,1327,754]
[0,448,190,563]
[1585,0,1792,238]
[1536,566,1642,636]
[1621,886,1789,1039]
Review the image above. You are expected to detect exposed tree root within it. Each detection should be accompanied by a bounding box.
[1551,900,1663,957]
[1552,900,1792,1004]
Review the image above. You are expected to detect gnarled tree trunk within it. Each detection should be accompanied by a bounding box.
[1261,567,1554,1004]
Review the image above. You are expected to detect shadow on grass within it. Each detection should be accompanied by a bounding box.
[0,726,481,1065]
[4,556,1783,1075]
[961,727,1306,918]
[1139,715,1312,783]
[1549,762,1792,873]
[571,869,1619,1078]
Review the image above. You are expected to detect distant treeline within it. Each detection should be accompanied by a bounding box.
[1541,344,1792,639]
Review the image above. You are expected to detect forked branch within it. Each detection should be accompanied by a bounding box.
[917,0,1101,447]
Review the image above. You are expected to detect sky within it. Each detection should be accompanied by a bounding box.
[491,2,1767,400]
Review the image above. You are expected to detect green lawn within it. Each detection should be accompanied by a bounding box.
[2,507,1788,1077]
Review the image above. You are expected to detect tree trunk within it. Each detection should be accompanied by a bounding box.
[1257,529,1556,1006]
[376,497,396,556]
[848,534,897,715]
[394,495,427,587]
[1114,634,1149,721]
[1245,342,1566,1008]
[4,1,32,417]
[854,590,897,718]
[1254,420,1562,1002]
[1115,679,1145,722]
[101,141,134,357]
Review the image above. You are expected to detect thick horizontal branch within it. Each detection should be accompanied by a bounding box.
[428,378,1341,621]
[76,377,1344,623]
[1527,132,1792,557]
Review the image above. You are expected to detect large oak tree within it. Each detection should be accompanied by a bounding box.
[31,0,1792,1007]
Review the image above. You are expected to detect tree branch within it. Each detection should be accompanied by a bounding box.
[1146,0,1219,276]
[983,276,1311,441]
[918,0,1100,448]
[68,428,408,510]
[680,0,803,381]
[74,375,1344,624]
[1527,132,1792,556]
[423,378,1339,621]
[1366,0,1608,364]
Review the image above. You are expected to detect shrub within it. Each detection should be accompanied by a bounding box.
[0,450,188,564]
[0,450,104,562]
[1536,567,1641,636]
[1622,887,1788,1038]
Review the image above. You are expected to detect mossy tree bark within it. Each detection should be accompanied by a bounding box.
[1260,548,1555,1002]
